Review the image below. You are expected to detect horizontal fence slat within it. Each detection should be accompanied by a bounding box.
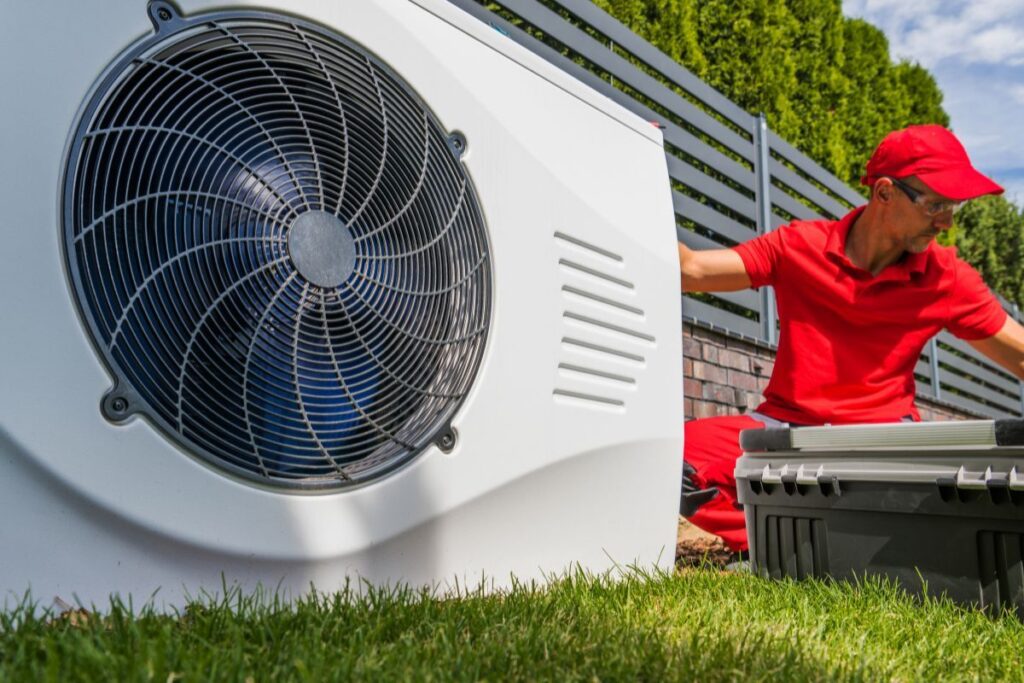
[681,296,760,339]
[936,332,1018,382]
[667,155,758,225]
[495,0,759,161]
[677,226,719,251]
[672,191,758,245]
[932,388,1016,420]
[769,186,822,222]
[698,288,758,311]
[937,349,1020,396]
[662,127,756,194]
[768,159,853,219]
[914,359,932,381]
[767,131,865,207]
[550,0,756,129]
[938,370,1021,414]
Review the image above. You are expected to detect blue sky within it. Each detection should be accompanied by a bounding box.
[843,0,1024,203]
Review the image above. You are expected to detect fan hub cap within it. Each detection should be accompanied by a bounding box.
[287,210,357,288]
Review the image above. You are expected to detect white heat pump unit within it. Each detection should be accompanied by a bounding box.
[0,0,682,608]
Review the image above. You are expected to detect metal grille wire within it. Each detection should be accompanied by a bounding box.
[63,9,492,488]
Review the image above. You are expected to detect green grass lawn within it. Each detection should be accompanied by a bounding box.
[2,567,1022,682]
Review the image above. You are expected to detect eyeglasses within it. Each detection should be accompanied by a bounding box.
[887,177,964,216]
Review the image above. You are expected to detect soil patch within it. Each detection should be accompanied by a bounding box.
[675,516,732,568]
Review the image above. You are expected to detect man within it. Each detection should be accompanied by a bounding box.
[678,124,1024,553]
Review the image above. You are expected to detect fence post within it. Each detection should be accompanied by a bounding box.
[1019,377,1024,417]
[752,113,776,345]
[929,337,942,401]
[608,40,615,86]
[1016,304,1024,415]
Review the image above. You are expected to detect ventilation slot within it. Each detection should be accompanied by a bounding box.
[977,531,1024,618]
[563,311,654,344]
[561,285,643,318]
[552,389,625,410]
[758,516,830,580]
[553,231,623,262]
[558,363,635,386]
[558,259,634,290]
[561,338,644,364]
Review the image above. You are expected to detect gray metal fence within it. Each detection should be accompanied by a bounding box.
[449,0,1024,419]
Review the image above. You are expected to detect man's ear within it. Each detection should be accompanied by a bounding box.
[873,177,895,204]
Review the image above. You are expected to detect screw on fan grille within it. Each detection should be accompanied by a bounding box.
[63,7,491,488]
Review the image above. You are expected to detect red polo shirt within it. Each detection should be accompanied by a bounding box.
[733,206,1006,425]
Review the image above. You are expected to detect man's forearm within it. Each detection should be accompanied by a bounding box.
[678,241,752,293]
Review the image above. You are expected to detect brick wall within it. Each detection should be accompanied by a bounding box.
[683,322,976,423]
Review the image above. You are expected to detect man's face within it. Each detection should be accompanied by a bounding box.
[889,177,957,253]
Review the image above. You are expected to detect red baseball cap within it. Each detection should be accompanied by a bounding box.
[860,124,1003,201]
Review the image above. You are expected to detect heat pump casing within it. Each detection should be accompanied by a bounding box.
[0,0,682,608]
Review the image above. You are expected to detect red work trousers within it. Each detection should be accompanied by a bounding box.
[683,414,765,552]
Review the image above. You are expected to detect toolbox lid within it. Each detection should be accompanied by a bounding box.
[735,419,1024,488]
[740,419,1024,452]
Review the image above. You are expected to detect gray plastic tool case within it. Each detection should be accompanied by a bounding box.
[736,419,1024,616]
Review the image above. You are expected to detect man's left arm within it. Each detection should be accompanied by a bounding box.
[968,317,1024,380]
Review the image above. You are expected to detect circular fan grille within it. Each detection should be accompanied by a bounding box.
[63,8,492,488]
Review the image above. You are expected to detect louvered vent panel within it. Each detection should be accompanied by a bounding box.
[758,515,830,580]
[62,7,491,489]
[553,231,652,411]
